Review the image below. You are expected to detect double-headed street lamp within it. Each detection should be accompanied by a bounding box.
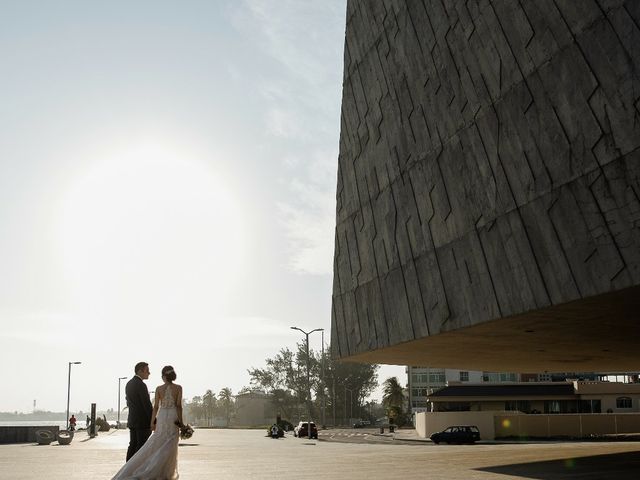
[290,326,323,436]
[66,361,82,430]
[117,377,127,428]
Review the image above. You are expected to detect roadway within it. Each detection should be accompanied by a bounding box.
[1,428,638,479]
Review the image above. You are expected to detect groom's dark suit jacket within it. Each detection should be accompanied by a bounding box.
[125,375,153,430]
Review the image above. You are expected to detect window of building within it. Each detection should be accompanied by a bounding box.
[459,371,469,382]
[441,402,470,412]
[544,400,561,414]
[505,400,531,412]
[617,397,632,409]
[412,388,429,397]
[544,400,583,414]
[579,400,601,413]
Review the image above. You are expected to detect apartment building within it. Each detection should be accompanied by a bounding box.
[408,366,519,412]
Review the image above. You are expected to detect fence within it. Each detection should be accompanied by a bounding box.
[416,412,640,440]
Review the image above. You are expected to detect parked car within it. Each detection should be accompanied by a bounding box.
[430,425,480,444]
[353,420,371,428]
[293,421,318,439]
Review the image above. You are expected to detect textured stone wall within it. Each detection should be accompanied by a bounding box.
[332,0,640,365]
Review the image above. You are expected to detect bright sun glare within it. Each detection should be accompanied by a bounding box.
[56,143,246,329]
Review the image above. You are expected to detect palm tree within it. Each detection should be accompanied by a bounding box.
[202,390,216,427]
[381,377,404,424]
[218,387,234,426]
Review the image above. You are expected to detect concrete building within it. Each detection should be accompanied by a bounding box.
[414,381,640,440]
[234,391,276,427]
[332,0,640,372]
[408,366,518,410]
[428,381,640,414]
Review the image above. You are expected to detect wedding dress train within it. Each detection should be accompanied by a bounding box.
[112,386,180,480]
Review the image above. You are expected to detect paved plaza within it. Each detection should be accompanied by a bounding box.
[1,428,639,479]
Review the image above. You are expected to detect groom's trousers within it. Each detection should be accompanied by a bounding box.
[126,428,151,461]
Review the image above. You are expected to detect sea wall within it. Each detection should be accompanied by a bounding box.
[0,425,59,444]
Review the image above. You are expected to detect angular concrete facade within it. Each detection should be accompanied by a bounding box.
[331,0,640,371]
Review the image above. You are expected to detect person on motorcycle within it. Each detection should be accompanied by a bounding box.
[69,415,77,431]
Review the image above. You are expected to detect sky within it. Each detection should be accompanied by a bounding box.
[0,0,405,414]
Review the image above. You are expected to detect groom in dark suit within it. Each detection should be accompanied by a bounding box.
[125,361,153,461]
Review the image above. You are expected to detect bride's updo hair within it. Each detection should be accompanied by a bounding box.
[162,365,177,382]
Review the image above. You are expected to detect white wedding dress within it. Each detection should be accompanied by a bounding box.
[112,385,180,480]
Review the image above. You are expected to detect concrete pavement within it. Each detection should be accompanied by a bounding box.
[1,428,639,479]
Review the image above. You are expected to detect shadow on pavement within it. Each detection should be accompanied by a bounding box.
[476,451,640,479]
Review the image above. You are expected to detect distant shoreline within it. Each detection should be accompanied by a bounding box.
[0,411,118,423]
[0,420,87,428]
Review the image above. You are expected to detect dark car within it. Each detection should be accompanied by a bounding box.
[353,420,371,428]
[430,425,480,444]
[294,421,318,439]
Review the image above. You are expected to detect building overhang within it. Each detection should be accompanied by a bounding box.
[341,286,640,372]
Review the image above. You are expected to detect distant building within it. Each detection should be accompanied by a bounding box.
[408,366,519,412]
[234,390,275,427]
[409,367,640,413]
[428,381,640,414]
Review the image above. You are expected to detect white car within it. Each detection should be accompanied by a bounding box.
[293,421,318,439]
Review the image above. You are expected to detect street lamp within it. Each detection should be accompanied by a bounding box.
[117,377,127,428]
[66,361,82,430]
[344,386,354,426]
[290,326,323,438]
[321,330,325,428]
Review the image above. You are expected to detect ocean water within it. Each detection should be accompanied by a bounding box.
[0,421,88,428]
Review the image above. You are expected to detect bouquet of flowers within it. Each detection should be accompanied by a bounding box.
[175,421,194,440]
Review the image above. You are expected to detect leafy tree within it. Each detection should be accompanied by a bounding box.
[249,342,379,425]
[248,346,309,403]
[270,388,297,420]
[324,355,379,424]
[185,396,203,425]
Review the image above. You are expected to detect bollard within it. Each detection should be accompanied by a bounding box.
[90,404,97,438]
[389,425,395,433]
[379,426,384,434]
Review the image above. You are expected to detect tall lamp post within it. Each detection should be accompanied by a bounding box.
[344,386,354,426]
[321,330,325,428]
[66,361,82,430]
[290,326,323,437]
[117,376,127,428]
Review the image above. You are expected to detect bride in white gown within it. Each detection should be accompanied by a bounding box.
[112,365,183,480]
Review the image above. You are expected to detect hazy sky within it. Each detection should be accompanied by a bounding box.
[0,0,404,413]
